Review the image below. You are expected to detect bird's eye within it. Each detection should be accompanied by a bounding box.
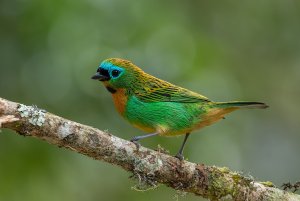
[111,70,120,78]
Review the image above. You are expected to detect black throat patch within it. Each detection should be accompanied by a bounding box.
[106,86,117,94]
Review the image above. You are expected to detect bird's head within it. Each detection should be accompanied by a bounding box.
[91,58,144,91]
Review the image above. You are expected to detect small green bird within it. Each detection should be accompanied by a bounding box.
[92,58,268,160]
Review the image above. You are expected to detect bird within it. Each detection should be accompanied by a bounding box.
[91,58,268,160]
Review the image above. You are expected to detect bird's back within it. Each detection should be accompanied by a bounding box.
[130,72,211,103]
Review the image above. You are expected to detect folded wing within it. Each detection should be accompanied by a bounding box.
[132,76,211,103]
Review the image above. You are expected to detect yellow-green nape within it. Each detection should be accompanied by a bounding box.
[102,58,144,72]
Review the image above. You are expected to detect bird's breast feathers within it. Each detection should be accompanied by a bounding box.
[111,88,128,115]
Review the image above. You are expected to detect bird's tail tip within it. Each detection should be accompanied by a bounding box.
[215,101,269,109]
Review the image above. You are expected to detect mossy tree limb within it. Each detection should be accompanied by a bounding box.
[0,97,299,201]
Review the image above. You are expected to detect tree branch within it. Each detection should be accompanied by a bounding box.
[0,97,299,201]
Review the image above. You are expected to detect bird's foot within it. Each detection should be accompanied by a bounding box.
[175,153,184,161]
[130,137,141,150]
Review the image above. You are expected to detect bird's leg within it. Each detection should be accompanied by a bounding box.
[130,132,158,148]
[175,133,190,161]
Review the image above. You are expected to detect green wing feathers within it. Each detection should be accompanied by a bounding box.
[133,75,210,103]
[131,73,268,110]
[214,101,268,109]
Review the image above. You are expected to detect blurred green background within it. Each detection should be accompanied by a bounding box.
[1,0,300,200]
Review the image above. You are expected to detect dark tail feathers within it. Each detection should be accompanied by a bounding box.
[215,101,269,109]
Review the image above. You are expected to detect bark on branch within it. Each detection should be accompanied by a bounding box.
[0,97,299,201]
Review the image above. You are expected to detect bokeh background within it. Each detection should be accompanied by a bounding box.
[1,0,300,200]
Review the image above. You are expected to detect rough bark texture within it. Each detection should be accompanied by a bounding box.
[0,97,299,201]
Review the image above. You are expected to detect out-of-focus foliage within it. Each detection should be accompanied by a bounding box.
[0,0,299,200]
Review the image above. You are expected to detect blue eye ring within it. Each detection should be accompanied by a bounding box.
[111,69,120,78]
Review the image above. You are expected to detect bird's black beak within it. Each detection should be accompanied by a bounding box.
[91,72,110,81]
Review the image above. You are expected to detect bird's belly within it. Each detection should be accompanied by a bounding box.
[194,107,238,130]
[124,96,205,136]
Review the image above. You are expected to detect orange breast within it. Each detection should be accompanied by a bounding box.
[112,88,128,115]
